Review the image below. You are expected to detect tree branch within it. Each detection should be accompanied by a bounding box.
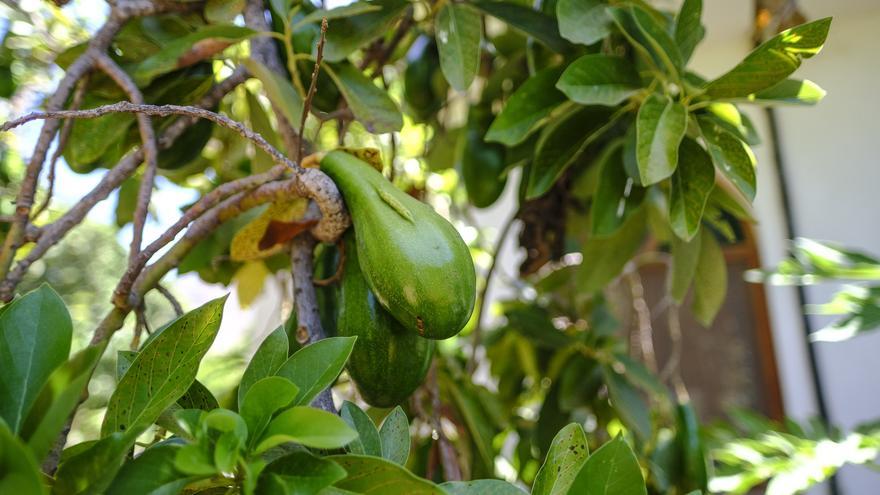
[298,18,327,164]
[94,53,159,264]
[0,70,249,302]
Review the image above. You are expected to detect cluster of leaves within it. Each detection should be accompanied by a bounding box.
[748,237,880,342]
[0,285,651,494]
[706,410,880,495]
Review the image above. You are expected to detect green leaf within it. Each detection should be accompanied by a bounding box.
[676,402,708,492]
[601,366,651,441]
[105,443,195,495]
[442,480,527,495]
[340,401,382,457]
[101,296,227,437]
[669,233,701,304]
[240,376,299,449]
[20,344,103,461]
[532,423,589,495]
[556,55,641,106]
[255,406,357,453]
[435,3,482,92]
[326,63,403,134]
[243,58,305,131]
[698,115,756,200]
[674,0,704,63]
[378,406,410,466]
[704,103,760,145]
[629,6,683,76]
[669,138,715,241]
[590,141,646,237]
[0,284,72,433]
[809,286,880,342]
[748,78,826,105]
[704,17,832,98]
[556,0,610,46]
[135,25,255,84]
[529,106,614,199]
[205,0,245,24]
[0,422,46,495]
[256,450,347,495]
[486,67,566,146]
[636,93,687,185]
[578,207,646,293]
[322,0,409,62]
[274,336,356,406]
[327,454,447,494]
[567,435,647,495]
[691,229,727,326]
[54,432,134,495]
[471,1,569,53]
[297,2,382,26]
[239,326,289,407]
[117,350,217,413]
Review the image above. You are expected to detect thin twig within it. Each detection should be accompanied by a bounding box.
[33,74,90,219]
[94,53,159,263]
[624,266,658,374]
[156,284,183,317]
[467,214,518,374]
[428,362,461,481]
[298,18,327,165]
[0,70,249,302]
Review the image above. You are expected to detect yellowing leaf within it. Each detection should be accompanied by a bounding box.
[337,147,383,172]
[230,198,308,261]
[235,261,270,308]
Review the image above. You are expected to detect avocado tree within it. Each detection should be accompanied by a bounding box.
[0,0,840,493]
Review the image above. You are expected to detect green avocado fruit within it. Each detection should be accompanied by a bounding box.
[320,150,476,339]
[337,233,434,407]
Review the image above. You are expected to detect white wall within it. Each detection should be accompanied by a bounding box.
[693,1,880,493]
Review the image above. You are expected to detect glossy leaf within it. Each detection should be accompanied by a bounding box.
[669,138,715,241]
[442,480,527,495]
[471,1,569,53]
[0,422,46,495]
[698,116,756,200]
[578,207,646,293]
[567,435,647,495]
[243,58,304,131]
[255,406,357,453]
[274,336,356,406]
[704,17,832,98]
[630,6,683,76]
[256,450,347,495]
[529,106,614,199]
[486,67,566,146]
[54,432,134,495]
[135,25,255,84]
[327,63,403,134]
[675,0,704,63]
[669,233,702,304]
[556,0,610,46]
[532,423,589,495]
[636,93,687,185]
[341,401,382,456]
[590,141,646,237]
[0,284,72,433]
[240,376,299,448]
[20,344,103,461]
[322,0,409,62]
[435,3,482,92]
[105,443,194,495]
[238,327,289,407]
[748,78,826,105]
[378,406,410,465]
[328,454,447,494]
[692,229,727,326]
[102,296,227,437]
[676,402,708,492]
[557,55,641,107]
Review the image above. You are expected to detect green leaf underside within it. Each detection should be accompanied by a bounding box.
[556,0,610,46]
[636,93,687,185]
[328,454,447,494]
[327,63,403,134]
[436,3,482,92]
